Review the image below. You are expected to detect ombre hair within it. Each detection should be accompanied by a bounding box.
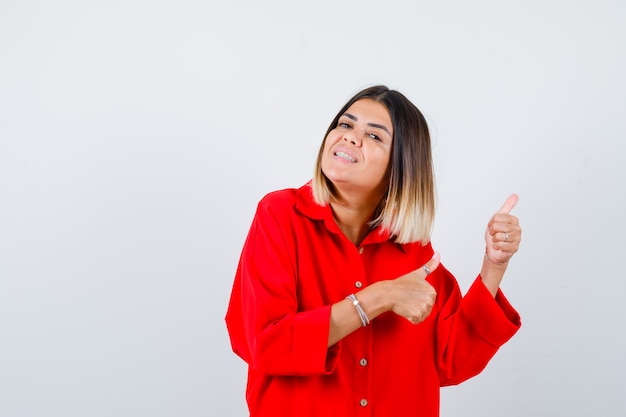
[312,85,435,244]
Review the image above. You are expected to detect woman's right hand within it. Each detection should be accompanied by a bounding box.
[329,253,441,346]
[386,253,441,324]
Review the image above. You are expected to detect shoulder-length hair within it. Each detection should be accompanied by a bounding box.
[312,85,435,244]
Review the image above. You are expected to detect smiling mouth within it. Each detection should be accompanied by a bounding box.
[335,151,355,162]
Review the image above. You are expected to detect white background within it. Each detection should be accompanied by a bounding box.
[1,1,624,416]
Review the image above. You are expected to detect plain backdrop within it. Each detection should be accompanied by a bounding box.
[1,1,624,416]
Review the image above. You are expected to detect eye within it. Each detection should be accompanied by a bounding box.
[369,133,382,141]
[338,121,351,128]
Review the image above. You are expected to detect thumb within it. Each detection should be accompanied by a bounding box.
[497,194,519,214]
[420,252,441,278]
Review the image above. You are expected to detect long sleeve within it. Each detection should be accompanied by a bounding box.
[433,268,521,386]
[226,190,339,376]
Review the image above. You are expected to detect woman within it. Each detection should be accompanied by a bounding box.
[226,85,521,417]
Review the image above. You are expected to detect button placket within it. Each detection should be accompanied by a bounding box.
[352,243,371,413]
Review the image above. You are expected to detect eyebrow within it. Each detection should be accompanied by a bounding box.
[343,112,392,136]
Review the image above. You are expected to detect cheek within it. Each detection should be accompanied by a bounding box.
[321,135,339,159]
[323,132,339,147]
[376,156,392,185]
[376,150,392,172]
[320,139,333,171]
[322,138,332,153]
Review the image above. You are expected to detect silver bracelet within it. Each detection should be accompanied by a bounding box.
[346,294,370,327]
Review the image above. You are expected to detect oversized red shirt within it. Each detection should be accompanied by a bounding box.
[226,183,521,417]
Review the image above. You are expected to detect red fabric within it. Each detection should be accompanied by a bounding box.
[226,183,521,417]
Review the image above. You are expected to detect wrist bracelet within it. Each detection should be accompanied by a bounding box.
[484,252,508,266]
[346,294,370,327]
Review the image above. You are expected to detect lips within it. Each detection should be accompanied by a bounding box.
[332,146,358,163]
[335,151,356,162]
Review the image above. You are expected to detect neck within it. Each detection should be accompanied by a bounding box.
[330,197,380,246]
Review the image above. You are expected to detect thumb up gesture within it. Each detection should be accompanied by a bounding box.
[484,194,521,265]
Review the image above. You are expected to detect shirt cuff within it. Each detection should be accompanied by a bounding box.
[294,304,340,375]
[462,276,521,347]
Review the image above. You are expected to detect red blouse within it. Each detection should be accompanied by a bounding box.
[226,183,521,417]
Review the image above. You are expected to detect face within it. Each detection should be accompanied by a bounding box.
[321,98,393,202]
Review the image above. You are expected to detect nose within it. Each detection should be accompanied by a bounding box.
[343,131,362,147]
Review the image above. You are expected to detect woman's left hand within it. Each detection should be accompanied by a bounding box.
[484,194,521,265]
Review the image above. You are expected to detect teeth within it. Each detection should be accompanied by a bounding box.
[335,151,355,162]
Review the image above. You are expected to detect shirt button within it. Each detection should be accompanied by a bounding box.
[355,281,363,288]
[359,358,368,366]
[360,399,368,407]
[359,247,364,254]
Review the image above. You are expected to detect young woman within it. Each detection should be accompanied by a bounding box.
[226,85,522,417]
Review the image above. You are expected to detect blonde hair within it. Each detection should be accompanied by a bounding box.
[312,86,435,244]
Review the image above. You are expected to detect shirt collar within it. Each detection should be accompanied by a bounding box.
[295,182,406,252]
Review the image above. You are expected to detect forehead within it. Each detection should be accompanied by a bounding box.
[345,99,392,126]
